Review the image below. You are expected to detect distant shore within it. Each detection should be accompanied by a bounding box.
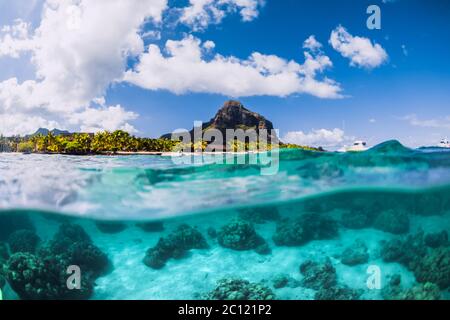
[0,150,275,156]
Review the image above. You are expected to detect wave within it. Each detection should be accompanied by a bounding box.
[2,182,450,223]
[1,140,450,220]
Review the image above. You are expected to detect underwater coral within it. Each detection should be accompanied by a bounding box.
[340,239,369,266]
[382,274,441,300]
[271,274,300,289]
[206,278,276,300]
[217,219,270,254]
[143,224,208,269]
[380,231,450,291]
[373,209,410,234]
[7,230,41,254]
[299,258,337,290]
[4,222,109,300]
[273,213,338,246]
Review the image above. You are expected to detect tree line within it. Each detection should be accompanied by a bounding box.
[0,130,321,154]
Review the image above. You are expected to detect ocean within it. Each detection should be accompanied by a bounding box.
[0,140,449,300]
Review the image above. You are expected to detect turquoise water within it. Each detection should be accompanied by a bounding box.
[0,140,449,300]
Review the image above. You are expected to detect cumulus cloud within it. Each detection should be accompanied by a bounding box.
[0,19,33,58]
[124,35,342,98]
[282,128,353,149]
[0,1,346,136]
[179,0,264,30]
[303,35,322,52]
[0,113,60,137]
[68,105,139,134]
[0,0,168,135]
[329,25,388,69]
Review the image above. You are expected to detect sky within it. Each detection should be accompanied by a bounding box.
[0,0,449,148]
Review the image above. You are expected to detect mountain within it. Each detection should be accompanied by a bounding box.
[31,128,71,137]
[161,100,278,145]
[205,100,274,133]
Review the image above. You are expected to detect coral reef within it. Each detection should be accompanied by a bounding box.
[340,239,369,266]
[143,224,208,269]
[399,283,442,300]
[380,232,449,290]
[0,212,35,241]
[238,206,280,224]
[136,221,164,233]
[217,219,270,254]
[5,222,109,300]
[206,278,276,300]
[382,274,441,300]
[299,258,337,290]
[95,221,127,234]
[273,213,338,246]
[271,274,289,289]
[271,274,300,289]
[315,285,361,300]
[380,232,427,270]
[413,247,450,289]
[7,230,41,254]
[425,230,448,248]
[299,258,361,300]
[373,209,410,234]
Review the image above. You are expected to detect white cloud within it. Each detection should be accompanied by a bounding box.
[179,0,264,30]
[141,30,162,41]
[203,40,216,50]
[303,35,322,52]
[68,105,139,134]
[0,1,348,136]
[124,35,342,98]
[0,0,168,135]
[403,114,450,130]
[283,128,353,149]
[0,113,60,137]
[329,25,388,69]
[0,19,33,58]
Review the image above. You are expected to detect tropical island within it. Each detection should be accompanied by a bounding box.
[0,101,321,155]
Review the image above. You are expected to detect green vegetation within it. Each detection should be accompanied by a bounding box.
[2,130,179,155]
[280,143,324,152]
[0,130,323,155]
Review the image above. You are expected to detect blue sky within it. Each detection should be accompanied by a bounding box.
[0,0,449,148]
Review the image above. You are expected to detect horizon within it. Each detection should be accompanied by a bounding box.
[1,103,443,151]
[1,0,449,149]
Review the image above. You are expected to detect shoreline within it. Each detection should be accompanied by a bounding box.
[0,150,280,156]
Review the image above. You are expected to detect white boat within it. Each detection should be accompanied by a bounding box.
[438,139,450,148]
[346,141,368,152]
